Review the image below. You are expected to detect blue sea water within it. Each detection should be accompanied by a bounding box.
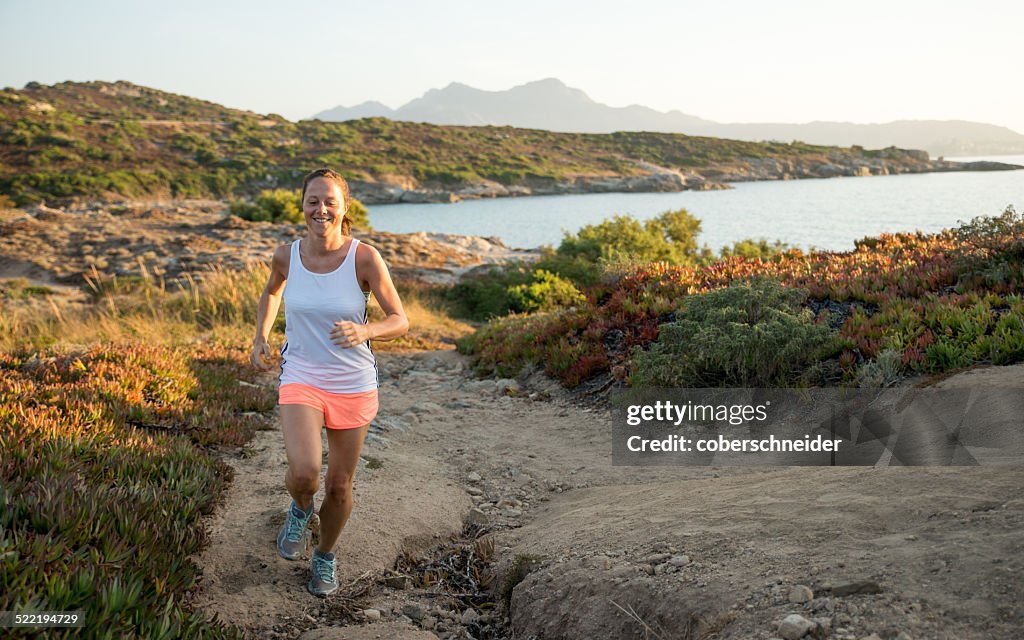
[367,155,1024,252]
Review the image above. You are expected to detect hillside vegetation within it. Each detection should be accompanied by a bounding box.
[462,207,1024,388]
[1,80,935,205]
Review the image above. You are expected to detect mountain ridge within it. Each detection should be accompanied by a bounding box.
[311,78,1024,157]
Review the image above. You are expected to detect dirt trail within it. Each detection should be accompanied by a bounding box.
[194,352,1024,640]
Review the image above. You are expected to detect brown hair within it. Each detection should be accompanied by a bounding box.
[301,168,352,236]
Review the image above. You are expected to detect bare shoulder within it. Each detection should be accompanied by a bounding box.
[355,239,386,270]
[272,243,292,279]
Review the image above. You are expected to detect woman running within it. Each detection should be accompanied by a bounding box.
[250,168,409,596]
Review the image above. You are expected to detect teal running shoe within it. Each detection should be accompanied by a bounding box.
[276,501,313,560]
[308,549,338,597]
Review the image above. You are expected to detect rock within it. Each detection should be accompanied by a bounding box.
[361,608,382,620]
[422,615,437,630]
[348,179,407,204]
[495,379,521,395]
[456,181,510,199]
[410,401,444,414]
[400,189,459,204]
[778,614,815,640]
[591,555,613,570]
[811,617,832,635]
[788,585,814,603]
[385,575,412,589]
[460,608,480,625]
[831,580,882,597]
[465,487,483,496]
[642,553,672,564]
[464,508,490,526]
[466,471,482,482]
[669,554,691,567]
[401,604,425,622]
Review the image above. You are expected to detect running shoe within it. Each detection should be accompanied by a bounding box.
[277,500,313,560]
[308,549,338,597]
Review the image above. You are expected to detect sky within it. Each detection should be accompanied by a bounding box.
[2,0,1023,133]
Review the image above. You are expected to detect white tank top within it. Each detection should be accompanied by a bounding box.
[279,238,378,393]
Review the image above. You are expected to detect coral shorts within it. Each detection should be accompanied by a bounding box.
[278,383,379,430]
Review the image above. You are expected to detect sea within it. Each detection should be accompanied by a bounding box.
[367,155,1024,252]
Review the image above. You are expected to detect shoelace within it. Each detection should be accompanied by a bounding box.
[313,554,335,583]
[285,508,310,543]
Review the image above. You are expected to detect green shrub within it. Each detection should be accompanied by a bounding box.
[631,278,839,387]
[531,248,604,288]
[446,264,534,320]
[720,238,792,261]
[229,189,372,229]
[979,308,1024,365]
[347,198,371,230]
[229,188,300,223]
[556,208,711,267]
[506,269,585,313]
[853,349,905,387]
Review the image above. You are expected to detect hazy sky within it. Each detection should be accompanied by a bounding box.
[3,0,1022,132]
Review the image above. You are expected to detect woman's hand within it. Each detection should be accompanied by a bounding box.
[251,338,274,370]
[330,320,371,348]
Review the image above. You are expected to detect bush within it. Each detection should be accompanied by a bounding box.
[229,188,302,223]
[506,269,585,313]
[630,278,839,387]
[347,198,371,230]
[446,264,535,320]
[229,189,372,229]
[556,209,711,267]
[720,238,792,260]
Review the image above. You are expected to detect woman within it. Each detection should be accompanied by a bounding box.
[250,168,409,597]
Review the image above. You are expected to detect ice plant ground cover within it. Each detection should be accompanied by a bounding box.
[463,207,1024,387]
[0,342,275,638]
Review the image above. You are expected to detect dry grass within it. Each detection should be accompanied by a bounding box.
[368,283,475,351]
[0,265,471,354]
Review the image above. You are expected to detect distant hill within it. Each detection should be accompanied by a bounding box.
[313,78,711,137]
[1,80,1016,206]
[312,78,1024,157]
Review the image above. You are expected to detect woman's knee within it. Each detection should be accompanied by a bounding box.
[287,466,320,493]
[323,475,355,503]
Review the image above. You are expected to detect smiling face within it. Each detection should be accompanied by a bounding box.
[302,176,348,237]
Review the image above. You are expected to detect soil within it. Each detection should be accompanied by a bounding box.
[192,351,1024,640]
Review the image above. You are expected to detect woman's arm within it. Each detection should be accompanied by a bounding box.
[251,244,290,369]
[330,243,409,347]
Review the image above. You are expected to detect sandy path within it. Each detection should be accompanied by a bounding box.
[194,353,1024,639]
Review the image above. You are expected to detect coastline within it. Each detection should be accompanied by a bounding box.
[351,158,1024,205]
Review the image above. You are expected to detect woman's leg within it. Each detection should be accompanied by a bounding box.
[281,404,325,512]
[316,423,370,554]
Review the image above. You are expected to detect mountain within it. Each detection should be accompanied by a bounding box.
[311,79,1024,157]
[311,78,711,135]
[313,100,395,121]
[708,120,1024,158]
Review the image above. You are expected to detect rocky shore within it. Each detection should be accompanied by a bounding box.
[349,154,1023,205]
[0,201,538,287]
